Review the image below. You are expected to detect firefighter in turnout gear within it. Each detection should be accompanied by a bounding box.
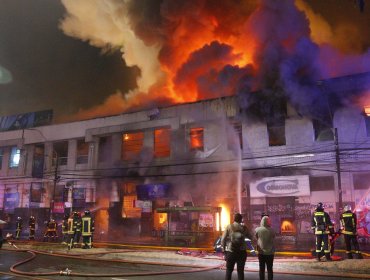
[311,202,333,261]
[81,210,94,249]
[340,205,363,259]
[61,214,69,245]
[43,219,58,242]
[67,212,81,250]
[29,216,36,240]
[15,217,22,240]
[74,212,82,246]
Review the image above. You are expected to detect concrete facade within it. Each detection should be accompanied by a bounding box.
[0,87,370,243]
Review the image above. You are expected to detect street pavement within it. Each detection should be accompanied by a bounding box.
[0,240,369,279]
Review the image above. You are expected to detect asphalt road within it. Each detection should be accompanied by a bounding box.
[0,250,367,280]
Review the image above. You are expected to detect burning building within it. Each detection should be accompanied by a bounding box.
[0,0,370,245]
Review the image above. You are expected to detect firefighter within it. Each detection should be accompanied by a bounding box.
[15,217,22,240]
[29,216,36,240]
[67,211,81,250]
[81,210,94,249]
[67,212,75,250]
[311,202,333,261]
[61,214,69,245]
[340,204,363,259]
[44,219,58,242]
[74,212,82,246]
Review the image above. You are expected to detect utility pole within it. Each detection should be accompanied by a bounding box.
[334,128,343,209]
[50,152,59,220]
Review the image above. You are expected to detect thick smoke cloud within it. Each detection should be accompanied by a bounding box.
[60,0,370,122]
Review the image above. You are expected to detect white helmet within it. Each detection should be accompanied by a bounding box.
[344,204,352,212]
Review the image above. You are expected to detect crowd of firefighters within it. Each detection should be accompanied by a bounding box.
[311,202,363,261]
[12,210,94,250]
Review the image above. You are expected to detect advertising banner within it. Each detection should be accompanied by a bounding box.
[0,110,53,131]
[199,213,214,228]
[4,193,19,213]
[250,175,310,197]
[136,183,170,200]
[53,202,65,213]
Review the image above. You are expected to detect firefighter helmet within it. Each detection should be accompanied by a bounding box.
[84,210,91,216]
[17,216,22,221]
[344,204,352,212]
[316,202,324,211]
[73,211,79,217]
[30,216,35,221]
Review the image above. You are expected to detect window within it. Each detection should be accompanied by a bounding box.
[309,176,335,191]
[98,136,112,162]
[267,118,286,146]
[32,144,44,178]
[0,148,3,169]
[313,119,334,141]
[76,139,89,164]
[154,128,170,158]
[122,132,144,160]
[353,173,370,190]
[190,127,204,151]
[53,141,68,166]
[228,122,243,150]
[365,116,370,137]
[9,146,21,168]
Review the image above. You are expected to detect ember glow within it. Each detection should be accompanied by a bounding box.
[218,203,230,231]
[60,0,370,122]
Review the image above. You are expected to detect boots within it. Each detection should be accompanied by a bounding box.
[325,253,332,261]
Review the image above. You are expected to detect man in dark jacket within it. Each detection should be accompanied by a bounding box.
[221,213,252,280]
[340,204,363,259]
[255,215,275,280]
[311,202,333,261]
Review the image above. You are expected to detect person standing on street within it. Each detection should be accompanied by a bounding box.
[81,210,94,249]
[340,204,363,259]
[61,214,69,245]
[15,217,22,240]
[29,216,36,240]
[311,202,334,261]
[255,215,275,280]
[221,213,252,280]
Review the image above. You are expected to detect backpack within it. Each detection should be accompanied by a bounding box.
[230,224,245,251]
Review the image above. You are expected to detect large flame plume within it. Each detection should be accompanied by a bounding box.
[59,0,370,122]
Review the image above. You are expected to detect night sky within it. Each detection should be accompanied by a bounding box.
[0,0,369,123]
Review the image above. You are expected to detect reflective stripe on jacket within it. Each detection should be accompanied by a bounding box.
[340,211,357,235]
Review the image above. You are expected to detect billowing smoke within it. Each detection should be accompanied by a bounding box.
[59,0,370,121]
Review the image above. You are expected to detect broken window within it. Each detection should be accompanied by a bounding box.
[98,136,112,163]
[154,128,171,158]
[190,127,204,151]
[313,119,334,141]
[267,118,286,146]
[76,139,89,164]
[122,131,144,160]
[53,141,68,166]
[32,144,44,178]
[228,122,243,150]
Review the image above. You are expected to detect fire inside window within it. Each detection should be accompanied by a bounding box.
[154,128,170,158]
[122,132,144,160]
[122,195,141,218]
[190,127,204,151]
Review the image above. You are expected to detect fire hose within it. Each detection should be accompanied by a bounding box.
[6,248,222,278]
[3,243,369,279]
